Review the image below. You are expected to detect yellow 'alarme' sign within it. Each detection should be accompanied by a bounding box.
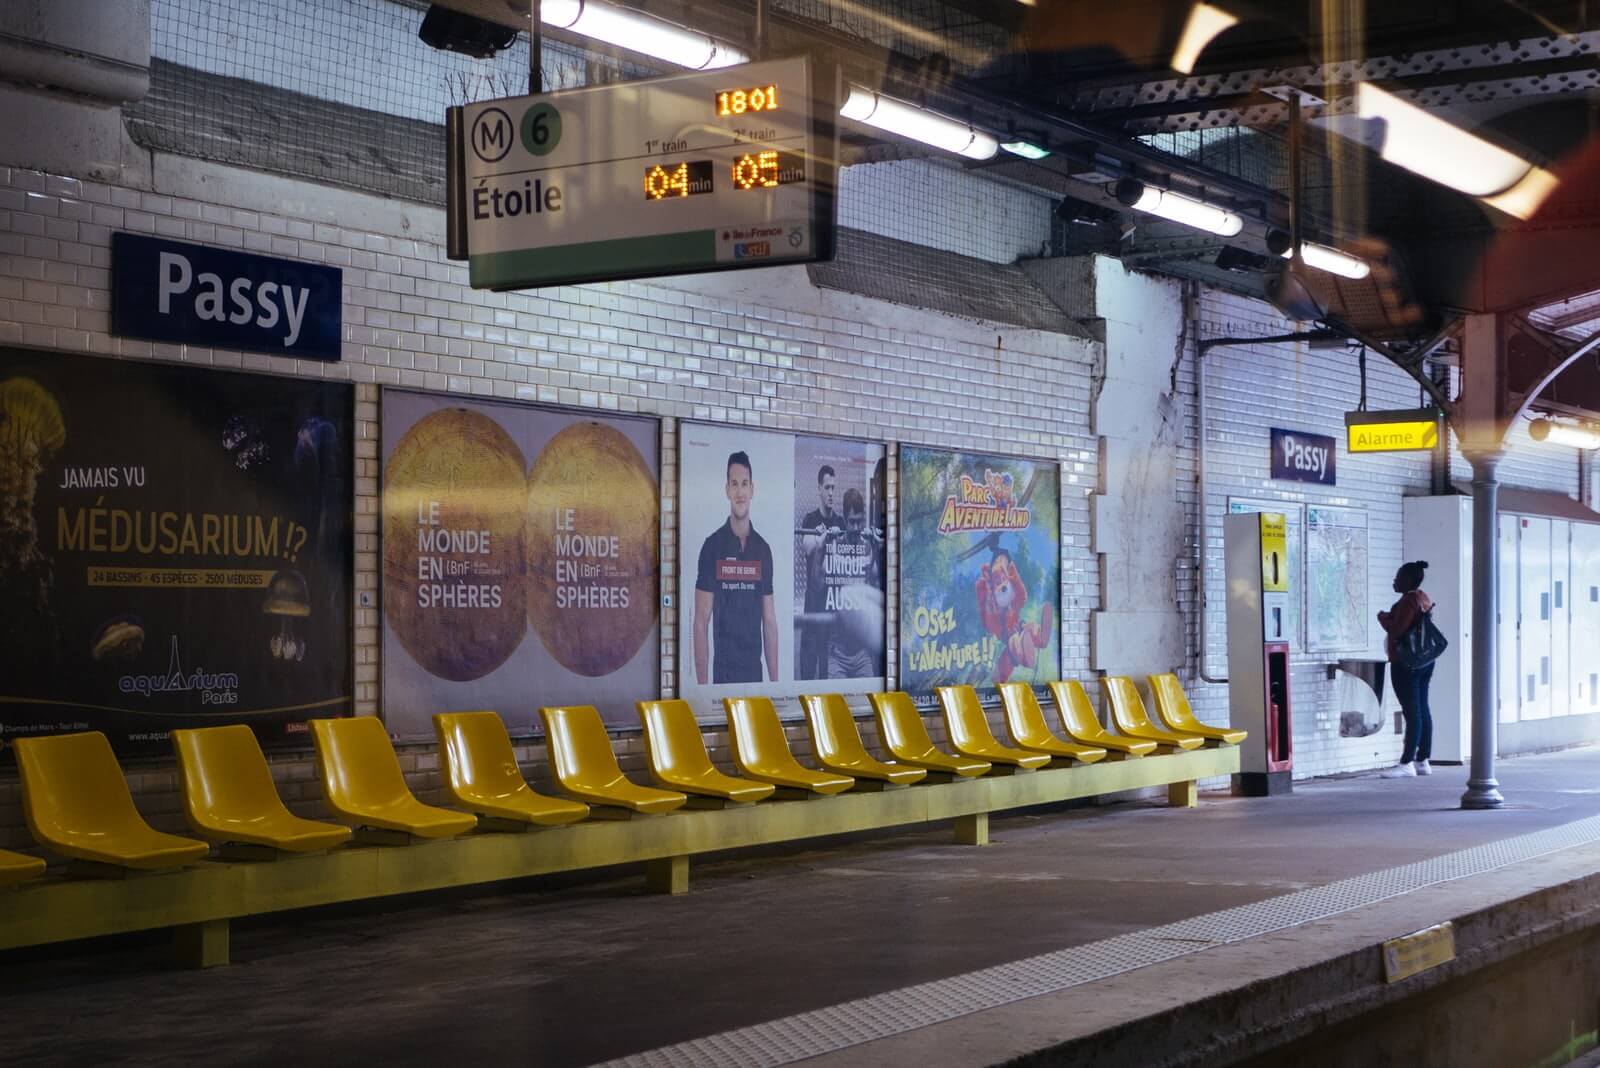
[1345,408,1442,453]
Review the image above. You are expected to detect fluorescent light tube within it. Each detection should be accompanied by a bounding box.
[840,87,999,160]
[1281,241,1371,280]
[1529,418,1600,450]
[542,0,748,70]
[1115,179,1242,237]
[1001,140,1050,160]
[1355,84,1557,218]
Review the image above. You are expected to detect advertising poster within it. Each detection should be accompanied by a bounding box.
[678,424,886,716]
[899,445,1061,707]
[0,347,354,754]
[381,391,659,734]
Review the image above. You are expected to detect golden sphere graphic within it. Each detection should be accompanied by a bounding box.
[383,407,528,681]
[526,422,658,676]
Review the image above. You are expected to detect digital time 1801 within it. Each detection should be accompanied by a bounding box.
[716,85,779,116]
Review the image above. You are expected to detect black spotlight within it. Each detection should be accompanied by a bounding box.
[1263,228,1293,256]
[1113,177,1146,208]
[419,4,519,59]
[1216,246,1270,272]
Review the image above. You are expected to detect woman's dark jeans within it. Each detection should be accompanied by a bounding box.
[1393,660,1435,764]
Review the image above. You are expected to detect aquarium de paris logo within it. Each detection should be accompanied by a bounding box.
[119,636,240,705]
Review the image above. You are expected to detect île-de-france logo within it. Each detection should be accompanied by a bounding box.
[119,636,240,705]
[937,468,1032,533]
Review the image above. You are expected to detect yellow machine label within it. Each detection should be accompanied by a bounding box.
[1259,513,1288,592]
[1383,921,1456,983]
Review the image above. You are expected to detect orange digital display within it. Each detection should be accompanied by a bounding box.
[731,151,804,190]
[716,85,779,116]
[644,160,714,200]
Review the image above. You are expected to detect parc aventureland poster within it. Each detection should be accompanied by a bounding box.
[898,445,1061,707]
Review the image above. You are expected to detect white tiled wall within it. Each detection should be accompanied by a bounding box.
[0,160,1096,843]
[1451,417,1583,496]
[1174,288,1437,778]
[837,159,1053,264]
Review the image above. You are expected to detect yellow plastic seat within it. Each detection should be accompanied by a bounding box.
[723,697,855,795]
[1102,677,1205,750]
[13,731,210,870]
[0,848,46,886]
[867,692,992,777]
[936,686,1051,770]
[1149,674,1248,746]
[173,725,353,852]
[539,705,688,814]
[434,711,591,825]
[1047,680,1158,757]
[997,683,1107,764]
[310,717,478,838]
[637,700,775,804]
[799,694,928,786]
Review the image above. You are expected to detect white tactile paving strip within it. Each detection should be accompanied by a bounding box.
[595,813,1600,1068]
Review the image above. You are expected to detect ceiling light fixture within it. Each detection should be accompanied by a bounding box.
[1282,241,1371,280]
[1001,140,1050,160]
[541,0,748,69]
[1529,417,1600,450]
[840,87,999,160]
[1266,229,1372,280]
[1113,178,1243,237]
[1354,84,1558,220]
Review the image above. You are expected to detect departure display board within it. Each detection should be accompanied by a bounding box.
[452,56,837,290]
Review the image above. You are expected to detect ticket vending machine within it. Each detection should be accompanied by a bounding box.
[1225,511,1294,796]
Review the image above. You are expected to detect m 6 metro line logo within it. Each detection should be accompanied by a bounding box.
[470,102,563,163]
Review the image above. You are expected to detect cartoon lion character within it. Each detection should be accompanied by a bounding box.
[976,546,1053,682]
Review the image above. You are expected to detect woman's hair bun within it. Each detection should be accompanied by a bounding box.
[1415,560,1429,569]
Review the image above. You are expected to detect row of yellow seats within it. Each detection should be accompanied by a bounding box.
[0,673,1235,882]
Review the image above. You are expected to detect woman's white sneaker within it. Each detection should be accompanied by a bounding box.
[1380,762,1417,778]
[1414,760,1432,776]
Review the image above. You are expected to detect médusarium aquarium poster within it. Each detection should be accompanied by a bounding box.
[380,390,659,734]
[898,445,1061,708]
[0,347,354,753]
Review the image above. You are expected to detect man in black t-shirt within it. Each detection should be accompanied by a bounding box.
[694,451,779,684]
[797,464,839,680]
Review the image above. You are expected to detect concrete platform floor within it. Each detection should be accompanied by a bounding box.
[6,748,1600,1066]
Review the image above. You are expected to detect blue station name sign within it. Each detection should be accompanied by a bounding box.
[111,232,342,361]
[1270,427,1337,485]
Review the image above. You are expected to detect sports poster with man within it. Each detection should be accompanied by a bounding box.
[898,445,1061,708]
[677,424,886,718]
[792,436,887,687]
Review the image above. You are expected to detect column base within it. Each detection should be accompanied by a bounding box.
[1461,780,1505,809]
[1233,771,1293,797]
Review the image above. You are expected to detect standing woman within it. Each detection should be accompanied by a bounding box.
[1377,561,1435,778]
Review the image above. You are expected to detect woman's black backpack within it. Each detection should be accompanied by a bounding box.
[1395,609,1448,670]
